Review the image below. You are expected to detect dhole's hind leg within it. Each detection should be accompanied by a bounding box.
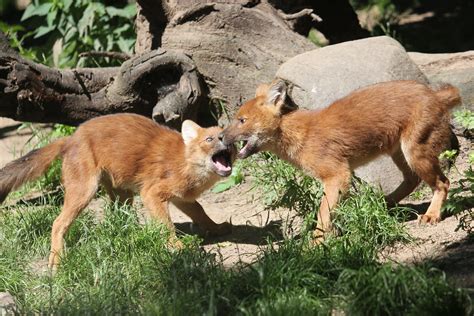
[49,164,99,269]
[313,166,351,241]
[386,148,421,206]
[402,143,450,224]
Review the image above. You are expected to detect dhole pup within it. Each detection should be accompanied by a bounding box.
[221,80,460,240]
[0,114,235,268]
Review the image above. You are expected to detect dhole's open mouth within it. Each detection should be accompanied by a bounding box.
[238,140,257,159]
[211,149,233,176]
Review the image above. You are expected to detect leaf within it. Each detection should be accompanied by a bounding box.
[211,165,244,193]
[46,10,58,27]
[21,3,53,21]
[77,3,95,36]
[106,34,114,51]
[33,25,55,39]
[1,22,25,32]
[93,37,103,51]
[117,38,135,53]
[113,24,131,35]
[63,0,73,11]
[106,4,136,19]
[64,27,77,43]
[52,38,63,68]
[91,2,106,16]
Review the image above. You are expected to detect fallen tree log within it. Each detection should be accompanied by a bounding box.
[0,41,207,128]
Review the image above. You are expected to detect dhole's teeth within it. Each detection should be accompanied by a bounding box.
[238,140,247,150]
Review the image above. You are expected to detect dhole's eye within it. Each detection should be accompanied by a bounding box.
[205,136,214,142]
[238,117,247,124]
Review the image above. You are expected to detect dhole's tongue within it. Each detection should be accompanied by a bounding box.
[214,155,231,172]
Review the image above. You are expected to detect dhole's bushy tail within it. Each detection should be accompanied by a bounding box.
[0,138,68,203]
[434,84,461,109]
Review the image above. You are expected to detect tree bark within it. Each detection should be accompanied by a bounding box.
[158,0,316,112]
[0,43,208,128]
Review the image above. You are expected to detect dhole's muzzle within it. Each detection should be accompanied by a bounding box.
[220,129,259,159]
[210,140,236,176]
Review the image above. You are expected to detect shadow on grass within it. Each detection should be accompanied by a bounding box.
[4,188,64,208]
[175,220,284,245]
[391,201,430,220]
[424,234,474,299]
[393,196,474,221]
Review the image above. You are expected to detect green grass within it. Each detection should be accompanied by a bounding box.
[0,152,471,314]
[245,152,323,216]
[443,109,474,233]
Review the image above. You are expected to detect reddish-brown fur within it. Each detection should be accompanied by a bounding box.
[222,80,460,241]
[0,114,235,267]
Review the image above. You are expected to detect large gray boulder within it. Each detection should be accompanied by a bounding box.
[275,36,448,197]
[409,51,474,108]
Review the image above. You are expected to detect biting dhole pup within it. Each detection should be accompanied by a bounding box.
[221,80,460,241]
[0,114,236,268]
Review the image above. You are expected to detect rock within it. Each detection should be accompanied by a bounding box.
[277,36,428,110]
[409,51,474,107]
[0,292,17,315]
[275,36,452,197]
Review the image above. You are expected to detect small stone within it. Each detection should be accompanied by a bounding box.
[0,292,17,315]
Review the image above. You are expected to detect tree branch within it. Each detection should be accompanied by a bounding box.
[0,33,208,128]
[277,8,322,22]
[79,51,131,61]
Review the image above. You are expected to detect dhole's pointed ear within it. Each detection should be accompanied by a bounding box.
[255,83,270,97]
[267,80,287,108]
[181,120,201,145]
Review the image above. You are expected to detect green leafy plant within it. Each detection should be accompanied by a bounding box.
[443,109,474,232]
[439,149,458,163]
[454,109,474,130]
[246,152,323,215]
[0,22,40,61]
[212,162,244,193]
[19,0,136,67]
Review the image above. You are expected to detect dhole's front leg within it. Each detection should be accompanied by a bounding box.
[171,199,232,236]
[140,188,182,248]
[313,170,350,243]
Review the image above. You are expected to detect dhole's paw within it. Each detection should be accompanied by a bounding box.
[418,214,440,225]
[48,252,60,274]
[167,238,184,250]
[207,222,232,237]
[310,236,324,247]
[47,263,59,275]
[309,229,326,246]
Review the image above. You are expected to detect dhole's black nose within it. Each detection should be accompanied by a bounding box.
[218,132,225,142]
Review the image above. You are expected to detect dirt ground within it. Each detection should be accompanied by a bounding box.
[0,117,472,292]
